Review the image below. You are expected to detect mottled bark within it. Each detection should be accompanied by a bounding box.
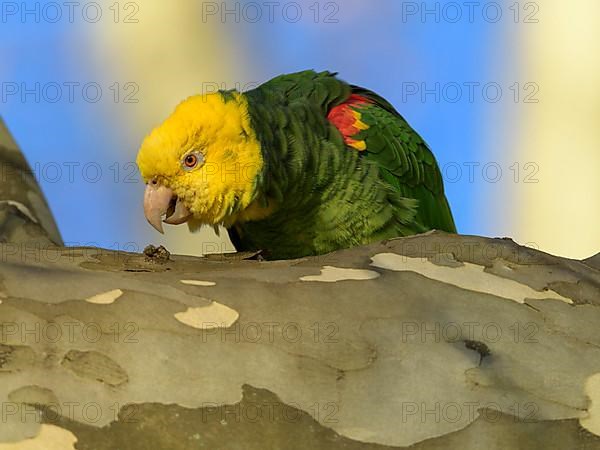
[0,118,62,246]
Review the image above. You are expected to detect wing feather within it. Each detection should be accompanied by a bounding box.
[338,87,457,233]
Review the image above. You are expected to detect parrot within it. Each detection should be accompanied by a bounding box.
[136,70,456,260]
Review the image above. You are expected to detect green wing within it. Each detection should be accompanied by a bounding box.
[244,70,456,255]
[349,86,457,233]
[254,69,350,110]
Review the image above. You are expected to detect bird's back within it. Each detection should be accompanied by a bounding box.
[235,71,456,258]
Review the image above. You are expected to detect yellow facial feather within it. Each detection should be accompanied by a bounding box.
[136,92,266,225]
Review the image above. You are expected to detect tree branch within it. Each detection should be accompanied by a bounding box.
[0,118,63,246]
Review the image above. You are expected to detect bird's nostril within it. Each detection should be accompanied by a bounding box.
[150,178,158,186]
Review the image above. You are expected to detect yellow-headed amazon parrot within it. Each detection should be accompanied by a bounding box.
[136,70,456,259]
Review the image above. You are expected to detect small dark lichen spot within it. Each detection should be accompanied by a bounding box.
[464,339,491,365]
[0,344,13,368]
[143,245,170,264]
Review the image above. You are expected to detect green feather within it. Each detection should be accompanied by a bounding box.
[231,70,456,259]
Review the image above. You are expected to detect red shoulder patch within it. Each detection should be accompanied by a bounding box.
[327,94,372,151]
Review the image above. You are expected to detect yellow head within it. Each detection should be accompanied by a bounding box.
[136,92,265,232]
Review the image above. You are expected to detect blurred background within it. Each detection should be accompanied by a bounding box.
[0,0,598,259]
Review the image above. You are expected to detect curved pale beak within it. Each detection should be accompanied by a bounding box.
[143,179,192,233]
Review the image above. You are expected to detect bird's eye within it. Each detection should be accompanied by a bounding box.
[184,155,197,167]
[181,151,204,171]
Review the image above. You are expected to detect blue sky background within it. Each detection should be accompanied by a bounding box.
[238,0,504,239]
[1,9,138,249]
[1,0,506,250]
